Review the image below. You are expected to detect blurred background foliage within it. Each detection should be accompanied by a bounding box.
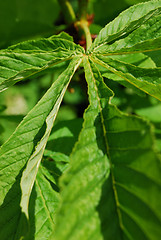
[1,0,161,154]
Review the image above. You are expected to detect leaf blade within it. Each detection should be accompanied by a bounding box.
[0,56,82,206]
[89,1,161,53]
[93,55,161,101]
[53,57,161,240]
[0,33,84,92]
[53,56,114,240]
[93,14,161,55]
[87,58,161,239]
[24,165,60,240]
[0,56,82,240]
[20,56,82,219]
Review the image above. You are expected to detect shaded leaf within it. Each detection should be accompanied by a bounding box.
[46,118,83,156]
[89,0,129,26]
[20,64,75,218]
[24,166,60,240]
[97,106,161,240]
[135,103,161,123]
[145,49,161,67]
[0,0,60,47]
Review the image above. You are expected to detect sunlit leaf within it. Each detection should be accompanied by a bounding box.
[90,1,161,53]
[93,55,161,101]
[0,56,82,239]
[53,57,161,240]
[0,33,84,92]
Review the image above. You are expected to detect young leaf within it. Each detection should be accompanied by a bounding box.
[92,55,161,101]
[89,0,161,53]
[53,57,161,240]
[0,33,84,92]
[97,52,156,97]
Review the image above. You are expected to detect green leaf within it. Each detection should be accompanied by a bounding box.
[98,52,156,97]
[89,0,161,53]
[0,33,84,92]
[53,56,113,240]
[24,166,60,240]
[93,15,161,55]
[104,53,156,68]
[24,118,84,240]
[20,59,83,221]
[0,56,82,239]
[53,57,161,240]
[97,111,161,239]
[93,55,161,101]
[46,118,83,156]
[20,64,74,218]
[145,50,161,67]
[135,103,161,123]
[0,56,82,205]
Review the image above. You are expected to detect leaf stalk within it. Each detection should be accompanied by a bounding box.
[76,20,92,51]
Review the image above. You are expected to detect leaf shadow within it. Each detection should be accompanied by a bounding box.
[0,169,37,240]
[0,171,29,239]
[94,113,122,239]
[96,176,122,240]
[24,185,37,240]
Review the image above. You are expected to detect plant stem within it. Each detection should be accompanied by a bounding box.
[58,0,76,24]
[77,0,92,50]
[82,20,92,51]
[58,0,92,50]
[76,20,92,51]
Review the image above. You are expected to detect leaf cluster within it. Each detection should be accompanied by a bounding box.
[0,1,161,239]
